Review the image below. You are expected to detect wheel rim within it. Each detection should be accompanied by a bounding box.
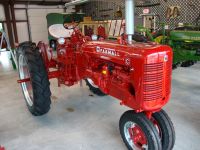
[154,35,167,44]
[19,54,33,107]
[124,121,148,150]
[87,78,98,88]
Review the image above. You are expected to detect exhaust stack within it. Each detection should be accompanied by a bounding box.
[125,0,135,44]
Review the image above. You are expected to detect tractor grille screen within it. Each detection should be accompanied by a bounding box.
[165,61,172,96]
[143,62,164,101]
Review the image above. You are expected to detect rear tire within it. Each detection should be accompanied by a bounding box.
[85,78,106,96]
[119,110,162,150]
[132,32,148,42]
[17,42,51,116]
[181,61,195,67]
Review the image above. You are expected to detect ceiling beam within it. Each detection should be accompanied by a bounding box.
[0,0,66,5]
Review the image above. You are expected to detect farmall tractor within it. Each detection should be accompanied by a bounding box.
[16,0,175,150]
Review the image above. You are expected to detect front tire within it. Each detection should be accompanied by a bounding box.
[17,42,51,116]
[119,110,161,150]
[152,109,175,150]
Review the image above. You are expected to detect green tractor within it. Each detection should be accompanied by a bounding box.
[169,27,200,67]
[136,25,200,68]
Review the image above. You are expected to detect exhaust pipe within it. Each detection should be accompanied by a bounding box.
[125,0,135,44]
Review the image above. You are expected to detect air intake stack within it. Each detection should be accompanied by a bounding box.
[125,0,135,44]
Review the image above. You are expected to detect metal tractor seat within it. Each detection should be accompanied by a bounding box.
[48,24,74,39]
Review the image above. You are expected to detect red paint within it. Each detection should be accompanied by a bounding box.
[129,125,147,148]
[0,146,5,150]
[98,25,107,39]
[17,78,30,83]
[19,27,173,114]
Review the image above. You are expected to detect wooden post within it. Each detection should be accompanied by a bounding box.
[10,3,19,43]
[3,3,15,48]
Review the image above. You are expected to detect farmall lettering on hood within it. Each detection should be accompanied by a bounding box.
[96,46,120,57]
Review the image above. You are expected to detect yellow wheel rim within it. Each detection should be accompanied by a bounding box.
[154,36,167,44]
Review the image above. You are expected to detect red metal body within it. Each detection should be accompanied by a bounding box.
[19,28,173,114]
[0,146,5,150]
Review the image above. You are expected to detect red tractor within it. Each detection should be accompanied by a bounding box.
[16,0,175,149]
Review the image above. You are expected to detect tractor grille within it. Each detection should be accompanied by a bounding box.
[165,61,172,96]
[143,62,164,101]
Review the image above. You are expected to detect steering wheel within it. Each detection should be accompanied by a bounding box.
[63,22,79,30]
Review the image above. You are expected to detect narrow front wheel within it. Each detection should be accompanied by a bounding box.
[119,110,161,150]
[152,109,175,150]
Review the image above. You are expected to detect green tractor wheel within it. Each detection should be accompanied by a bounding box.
[153,31,168,44]
[181,61,196,67]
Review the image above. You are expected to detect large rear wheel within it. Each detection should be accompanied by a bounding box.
[119,110,162,150]
[17,42,51,116]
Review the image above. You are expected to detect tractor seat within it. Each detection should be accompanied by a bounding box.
[48,24,73,39]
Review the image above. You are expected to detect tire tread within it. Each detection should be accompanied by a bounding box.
[17,41,51,116]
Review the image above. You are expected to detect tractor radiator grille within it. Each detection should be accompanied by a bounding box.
[165,61,172,96]
[143,62,164,101]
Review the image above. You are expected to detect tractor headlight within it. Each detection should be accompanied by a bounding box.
[92,34,98,41]
[57,37,65,45]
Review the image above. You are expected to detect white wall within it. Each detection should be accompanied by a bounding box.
[0,4,75,43]
[26,5,75,43]
[28,8,64,43]
[14,8,29,43]
[16,22,29,42]
[0,4,5,21]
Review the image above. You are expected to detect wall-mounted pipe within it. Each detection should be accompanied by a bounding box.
[125,0,135,44]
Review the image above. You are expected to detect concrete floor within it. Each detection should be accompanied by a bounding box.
[0,51,200,150]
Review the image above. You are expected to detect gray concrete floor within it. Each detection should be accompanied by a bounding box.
[0,51,200,150]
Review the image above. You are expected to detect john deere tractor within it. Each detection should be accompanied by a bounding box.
[169,26,200,67]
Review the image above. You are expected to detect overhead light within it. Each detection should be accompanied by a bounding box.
[65,0,89,7]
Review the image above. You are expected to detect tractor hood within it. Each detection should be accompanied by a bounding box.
[82,41,172,65]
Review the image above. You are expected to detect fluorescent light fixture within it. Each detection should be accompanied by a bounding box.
[65,0,89,7]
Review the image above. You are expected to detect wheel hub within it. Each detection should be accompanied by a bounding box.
[124,121,148,149]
